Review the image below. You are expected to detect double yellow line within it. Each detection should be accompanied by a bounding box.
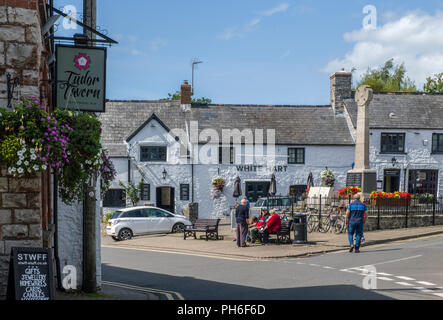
[102,280,184,300]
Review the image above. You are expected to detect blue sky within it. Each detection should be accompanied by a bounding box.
[54,0,443,105]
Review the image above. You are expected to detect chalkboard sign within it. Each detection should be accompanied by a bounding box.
[346,173,362,188]
[7,247,54,300]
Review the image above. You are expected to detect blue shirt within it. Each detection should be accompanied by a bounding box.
[347,200,367,224]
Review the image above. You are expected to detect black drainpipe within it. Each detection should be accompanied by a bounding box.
[53,173,63,291]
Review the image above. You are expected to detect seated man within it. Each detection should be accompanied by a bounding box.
[261,209,281,245]
[248,209,269,243]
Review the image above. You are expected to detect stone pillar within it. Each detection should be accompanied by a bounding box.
[346,85,377,197]
[0,166,43,299]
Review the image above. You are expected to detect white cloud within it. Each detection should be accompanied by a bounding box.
[261,3,290,16]
[323,11,443,86]
[218,3,290,40]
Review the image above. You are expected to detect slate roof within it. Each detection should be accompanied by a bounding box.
[344,92,443,129]
[100,100,355,157]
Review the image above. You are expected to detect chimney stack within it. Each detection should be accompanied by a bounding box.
[181,80,192,104]
[330,69,352,114]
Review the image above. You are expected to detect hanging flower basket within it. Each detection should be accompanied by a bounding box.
[320,169,335,187]
[211,176,225,192]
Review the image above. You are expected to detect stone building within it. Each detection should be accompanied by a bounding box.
[0,0,52,299]
[0,1,101,298]
[100,72,443,219]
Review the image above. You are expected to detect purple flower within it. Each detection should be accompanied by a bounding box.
[33,100,39,104]
[41,106,45,110]
[26,105,31,109]
[42,157,46,162]
[41,118,45,122]
[47,116,51,121]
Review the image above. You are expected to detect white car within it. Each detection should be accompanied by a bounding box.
[106,206,193,241]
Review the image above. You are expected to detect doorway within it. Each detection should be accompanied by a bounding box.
[156,187,175,213]
[384,169,400,192]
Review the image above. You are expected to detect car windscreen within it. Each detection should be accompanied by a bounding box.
[111,211,123,219]
[255,199,265,207]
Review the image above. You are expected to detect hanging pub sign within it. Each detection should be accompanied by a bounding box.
[56,44,107,112]
[7,247,54,300]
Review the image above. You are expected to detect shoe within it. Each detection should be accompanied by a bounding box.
[349,245,354,252]
[355,249,360,253]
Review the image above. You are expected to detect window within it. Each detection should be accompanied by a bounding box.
[140,146,167,162]
[140,184,150,201]
[381,133,405,153]
[218,146,235,164]
[145,208,171,218]
[180,184,190,201]
[408,170,438,195]
[103,189,126,208]
[245,181,270,202]
[120,209,144,218]
[288,148,305,164]
[432,133,443,154]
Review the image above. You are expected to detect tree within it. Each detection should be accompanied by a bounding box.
[161,91,212,104]
[423,73,443,93]
[118,180,141,206]
[356,59,418,92]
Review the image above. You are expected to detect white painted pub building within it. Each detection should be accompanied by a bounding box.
[99,72,443,218]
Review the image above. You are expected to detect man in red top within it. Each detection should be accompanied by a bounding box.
[261,209,281,245]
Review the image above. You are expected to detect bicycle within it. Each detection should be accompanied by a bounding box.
[319,205,347,234]
[306,207,328,233]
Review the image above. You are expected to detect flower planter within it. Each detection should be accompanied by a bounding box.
[370,198,411,207]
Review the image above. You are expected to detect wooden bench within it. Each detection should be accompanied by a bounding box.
[261,220,293,244]
[184,219,221,241]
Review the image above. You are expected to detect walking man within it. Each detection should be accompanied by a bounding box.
[345,193,368,253]
[235,198,250,247]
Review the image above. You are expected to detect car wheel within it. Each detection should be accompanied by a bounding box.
[118,228,133,241]
[111,236,120,241]
[172,223,185,233]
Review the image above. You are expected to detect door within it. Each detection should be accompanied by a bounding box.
[119,209,146,235]
[384,169,400,192]
[145,208,173,233]
[156,187,175,213]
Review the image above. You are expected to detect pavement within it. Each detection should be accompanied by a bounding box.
[101,220,443,260]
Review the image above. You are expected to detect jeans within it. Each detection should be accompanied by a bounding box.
[348,222,364,250]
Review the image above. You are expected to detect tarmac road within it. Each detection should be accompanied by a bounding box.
[101,235,443,300]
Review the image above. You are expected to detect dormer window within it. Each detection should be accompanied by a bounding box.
[140,146,167,162]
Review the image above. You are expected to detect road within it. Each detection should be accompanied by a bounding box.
[101,235,443,300]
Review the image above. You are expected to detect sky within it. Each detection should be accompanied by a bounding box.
[53,0,443,105]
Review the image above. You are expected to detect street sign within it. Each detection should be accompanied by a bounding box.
[7,247,54,300]
[56,44,107,112]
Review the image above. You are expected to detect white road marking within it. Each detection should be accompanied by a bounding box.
[395,282,415,287]
[396,276,416,281]
[323,266,335,270]
[432,293,443,298]
[377,272,393,276]
[416,281,436,286]
[309,263,321,267]
[352,255,422,269]
[377,277,394,281]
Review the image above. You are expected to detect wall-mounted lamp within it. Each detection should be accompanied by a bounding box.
[391,157,398,167]
[162,168,167,180]
[7,73,20,109]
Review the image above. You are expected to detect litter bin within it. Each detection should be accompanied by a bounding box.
[293,214,307,244]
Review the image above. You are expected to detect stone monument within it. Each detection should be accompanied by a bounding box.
[346,85,377,196]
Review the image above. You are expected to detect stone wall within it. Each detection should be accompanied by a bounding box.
[0,1,44,108]
[365,214,443,231]
[0,165,43,299]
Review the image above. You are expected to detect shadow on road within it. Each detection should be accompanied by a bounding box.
[102,264,395,300]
